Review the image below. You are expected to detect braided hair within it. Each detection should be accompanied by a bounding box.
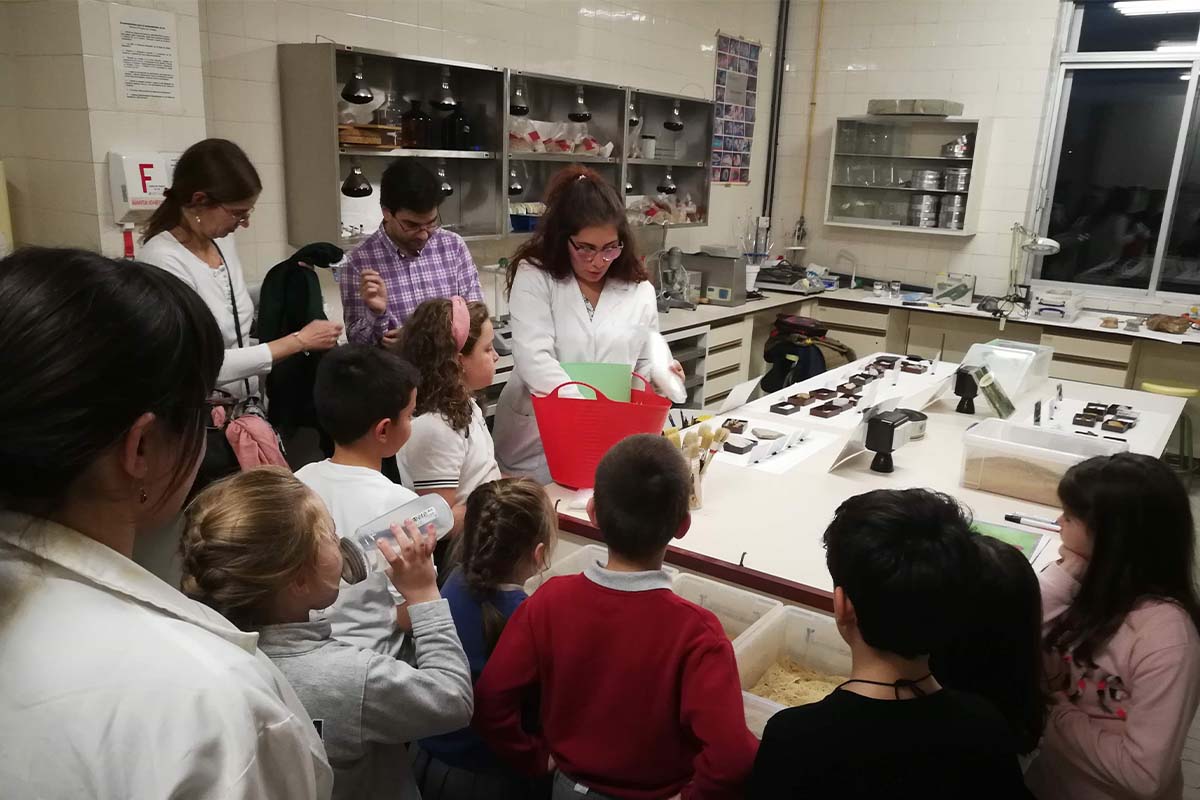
[455,478,557,655]
[180,466,334,630]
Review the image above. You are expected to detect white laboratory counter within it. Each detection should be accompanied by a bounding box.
[546,353,1187,611]
[817,288,1200,348]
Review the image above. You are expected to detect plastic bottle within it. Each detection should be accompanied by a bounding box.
[647,331,687,403]
[338,494,453,584]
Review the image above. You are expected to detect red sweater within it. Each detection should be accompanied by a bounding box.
[473,565,758,799]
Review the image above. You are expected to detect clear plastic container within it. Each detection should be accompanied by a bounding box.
[961,340,1053,399]
[733,605,852,739]
[960,418,1129,506]
[338,494,453,584]
[523,544,680,594]
[672,573,781,640]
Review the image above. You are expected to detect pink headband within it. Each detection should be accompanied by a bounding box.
[450,295,470,352]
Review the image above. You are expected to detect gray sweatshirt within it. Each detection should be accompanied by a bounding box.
[257,599,473,800]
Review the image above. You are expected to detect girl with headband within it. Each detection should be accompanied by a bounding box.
[396,296,502,543]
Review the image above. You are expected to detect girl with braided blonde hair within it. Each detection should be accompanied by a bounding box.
[413,477,557,800]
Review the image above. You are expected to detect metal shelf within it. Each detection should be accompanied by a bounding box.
[509,152,618,163]
[826,218,975,237]
[833,152,973,162]
[339,147,497,159]
[628,157,706,168]
[831,183,968,194]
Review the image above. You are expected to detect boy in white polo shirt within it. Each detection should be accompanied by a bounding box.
[296,343,421,657]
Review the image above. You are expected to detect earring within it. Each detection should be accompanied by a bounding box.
[139,487,148,505]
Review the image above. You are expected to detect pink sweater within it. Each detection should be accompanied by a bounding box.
[1025,549,1200,800]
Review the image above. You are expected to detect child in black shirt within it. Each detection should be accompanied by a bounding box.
[748,489,1033,799]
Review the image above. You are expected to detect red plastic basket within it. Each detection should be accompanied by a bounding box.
[532,372,672,489]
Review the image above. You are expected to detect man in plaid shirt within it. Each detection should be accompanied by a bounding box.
[340,160,483,346]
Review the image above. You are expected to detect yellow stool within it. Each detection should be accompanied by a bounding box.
[1139,380,1197,484]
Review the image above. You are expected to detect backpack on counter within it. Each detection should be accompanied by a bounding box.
[760,313,857,394]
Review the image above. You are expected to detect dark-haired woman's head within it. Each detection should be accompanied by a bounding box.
[0,248,223,536]
[142,138,261,244]
[1047,453,1200,664]
[932,535,1046,754]
[508,166,647,292]
[823,488,977,659]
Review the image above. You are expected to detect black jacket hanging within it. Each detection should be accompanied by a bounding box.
[257,242,343,434]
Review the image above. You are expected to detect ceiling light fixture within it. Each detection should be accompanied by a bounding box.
[1115,0,1200,16]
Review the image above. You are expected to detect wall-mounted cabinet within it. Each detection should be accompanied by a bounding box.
[279,43,714,249]
[825,116,989,237]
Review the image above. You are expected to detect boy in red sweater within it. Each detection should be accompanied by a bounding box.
[473,434,758,799]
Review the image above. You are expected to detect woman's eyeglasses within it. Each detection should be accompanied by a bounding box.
[221,205,254,224]
[569,238,624,263]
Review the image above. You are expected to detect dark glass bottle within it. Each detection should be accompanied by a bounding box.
[441,108,473,150]
[401,99,433,149]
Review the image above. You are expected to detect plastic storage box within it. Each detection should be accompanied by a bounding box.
[961,340,1052,399]
[732,605,852,739]
[672,573,782,641]
[960,418,1128,506]
[524,544,678,594]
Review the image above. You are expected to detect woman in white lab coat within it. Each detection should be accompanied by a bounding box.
[493,166,682,481]
[0,248,332,799]
[139,138,342,400]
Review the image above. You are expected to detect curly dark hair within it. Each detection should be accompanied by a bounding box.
[396,298,489,434]
[506,165,648,292]
[455,478,557,656]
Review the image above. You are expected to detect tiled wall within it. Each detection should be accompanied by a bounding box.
[199,0,782,283]
[82,0,209,257]
[770,0,1062,300]
[0,0,207,255]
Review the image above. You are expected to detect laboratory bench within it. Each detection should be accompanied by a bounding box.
[544,352,1187,614]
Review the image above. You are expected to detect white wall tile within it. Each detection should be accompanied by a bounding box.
[16,55,88,110]
[82,55,117,112]
[11,0,83,57]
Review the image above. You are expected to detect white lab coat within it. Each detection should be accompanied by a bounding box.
[0,512,333,800]
[493,261,659,481]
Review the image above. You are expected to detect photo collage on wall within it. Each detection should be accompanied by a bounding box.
[712,32,760,186]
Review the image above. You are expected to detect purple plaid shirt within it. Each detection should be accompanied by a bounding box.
[340,225,483,344]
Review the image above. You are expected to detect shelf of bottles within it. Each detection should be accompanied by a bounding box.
[824,116,985,237]
[278,44,712,246]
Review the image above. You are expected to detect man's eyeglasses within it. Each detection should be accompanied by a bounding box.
[569,238,624,263]
[395,216,442,235]
[221,205,254,224]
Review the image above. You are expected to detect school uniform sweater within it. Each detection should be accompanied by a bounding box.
[1025,550,1200,800]
[256,601,473,800]
[473,562,758,800]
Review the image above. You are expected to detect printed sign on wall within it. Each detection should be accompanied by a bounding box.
[712,32,761,186]
[109,4,182,113]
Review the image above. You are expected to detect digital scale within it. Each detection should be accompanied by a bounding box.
[755,262,825,295]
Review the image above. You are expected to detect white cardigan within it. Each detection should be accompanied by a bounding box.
[0,512,333,799]
[140,232,273,396]
[492,262,658,480]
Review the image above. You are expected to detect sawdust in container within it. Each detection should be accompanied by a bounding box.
[961,455,1064,506]
[748,658,847,707]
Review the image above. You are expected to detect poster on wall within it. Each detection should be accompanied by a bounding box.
[712,32,760,186]
[109,4,182,113]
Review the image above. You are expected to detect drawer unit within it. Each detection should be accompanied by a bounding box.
[705,366,746,398]
[1047,359,1128,388]
[1041,332,1132,365]
[706,341,745,373]
[709,317,753,348]
[814,302,890,332]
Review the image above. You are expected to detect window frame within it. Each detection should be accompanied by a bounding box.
[1029,0,1200,302]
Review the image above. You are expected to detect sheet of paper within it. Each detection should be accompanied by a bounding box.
[109,5,181,112]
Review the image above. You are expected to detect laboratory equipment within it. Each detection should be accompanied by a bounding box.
[743,215,772,293]
[340,159,372,198]
[655,247,697,312]
[341,55,373,105]
[509,78,529,116]
[865,410,915,473]
[569,85,592,123]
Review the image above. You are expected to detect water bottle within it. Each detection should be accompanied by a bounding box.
[338,494,453,584]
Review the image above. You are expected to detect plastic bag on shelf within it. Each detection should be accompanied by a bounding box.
[508,117,544,152]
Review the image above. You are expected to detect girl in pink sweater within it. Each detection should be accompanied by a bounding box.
[1026,453,1200,800]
